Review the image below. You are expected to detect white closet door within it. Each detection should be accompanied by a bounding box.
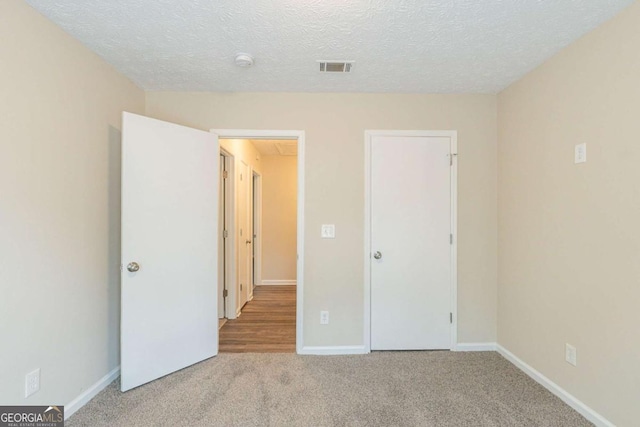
[370,135,452,350]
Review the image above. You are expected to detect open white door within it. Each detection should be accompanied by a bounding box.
[121,112,219,392]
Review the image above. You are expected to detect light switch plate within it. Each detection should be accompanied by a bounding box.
[320,311,329,324]
[321,224,335,239]
[565,343,577,367]
[574,143,587,164]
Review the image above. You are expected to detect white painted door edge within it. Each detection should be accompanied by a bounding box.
[211,129,305,353]
[364,130,458,352]
[496,344,614,427]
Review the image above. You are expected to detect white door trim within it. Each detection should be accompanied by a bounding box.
[211,129,305,353]
[364,130,458,352]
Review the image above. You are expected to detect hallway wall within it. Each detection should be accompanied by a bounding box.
[261,155,298,283]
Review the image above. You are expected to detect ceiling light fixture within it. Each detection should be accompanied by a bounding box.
[235,53,254,68]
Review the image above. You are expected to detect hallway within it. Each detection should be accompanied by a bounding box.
[219,285,296,353]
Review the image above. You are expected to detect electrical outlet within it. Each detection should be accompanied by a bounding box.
[574,143,587,164]
[565,344,577,367]
[320,311,329,325]
[25,368,40,398]
[321,224,335,239]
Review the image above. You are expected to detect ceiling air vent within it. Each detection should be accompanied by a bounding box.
[318,60,354,73]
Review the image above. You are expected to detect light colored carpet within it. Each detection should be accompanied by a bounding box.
[67,352,591,426]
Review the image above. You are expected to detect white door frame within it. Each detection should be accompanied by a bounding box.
[211,129,305,353]
[364,130,458,352]
[219,147,236,319]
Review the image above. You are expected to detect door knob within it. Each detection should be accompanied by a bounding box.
[246,239,252,244]
[373,251,382,260]
[127,262,140,272]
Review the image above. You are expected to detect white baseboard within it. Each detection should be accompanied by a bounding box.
[65,365,120,420]
[496,344,613,427]
[454,342,497,352]
[260,280,296,286]
[298,345,368,355]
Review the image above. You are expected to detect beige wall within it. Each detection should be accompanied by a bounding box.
[0,1,144,407]
[220,138,263,175]
[261,155,298,282]
[146,92,498,346]
[497,2,640,425]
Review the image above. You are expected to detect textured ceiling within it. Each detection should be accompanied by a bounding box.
[25,0,634,93]
[250,140,298,157]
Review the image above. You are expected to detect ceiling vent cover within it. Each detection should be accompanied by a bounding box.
[318,60,354,73]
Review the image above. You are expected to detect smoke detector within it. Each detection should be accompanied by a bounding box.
[317,60,354,73]
[235,53,254,68]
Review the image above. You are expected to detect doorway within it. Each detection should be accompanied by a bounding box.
[120,114,305,390]
[218,151,232,328]
[213,131,304,353]
[364,130,458,351]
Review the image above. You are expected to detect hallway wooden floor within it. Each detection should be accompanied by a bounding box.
[219,285,296,353]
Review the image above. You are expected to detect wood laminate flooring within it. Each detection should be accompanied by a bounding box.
[219,285,296,353]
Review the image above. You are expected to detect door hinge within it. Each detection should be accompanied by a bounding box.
[223,230,228,238]
[222,170,228,179]
[240,173,243,181]
[240,283,243,291]
[450,234,453,244]
[450,313,453,324]
[223,289,228,298]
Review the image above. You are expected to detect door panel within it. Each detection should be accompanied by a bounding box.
[237,161,250,311]
[121,112,219,391]
[370,135,451,350]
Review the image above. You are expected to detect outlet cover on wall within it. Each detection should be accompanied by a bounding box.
[565,343,577,366]
[25,368,40,398]
[574,143,587,164]
[321,224,335,239]
[320,310,329,324]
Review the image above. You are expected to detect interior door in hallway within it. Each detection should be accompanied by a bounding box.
[370,135,452,350]
[237,161,251,311]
